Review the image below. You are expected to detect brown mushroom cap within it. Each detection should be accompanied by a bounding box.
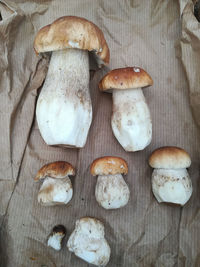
[90,156,128,176]
[34,16,110,65]
[51,225,66,236]
[99,67,153,92]
[79,217,102,225]
[149,146,191,169]
[35,161,75,181]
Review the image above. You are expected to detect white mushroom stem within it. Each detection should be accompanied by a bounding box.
[38,176,73,206]
[111,88,152,152]
[36,48,92,148]
[152,168,193,205]
[47,233,64,251]
[95,174,130,209]
[47,225,66,251]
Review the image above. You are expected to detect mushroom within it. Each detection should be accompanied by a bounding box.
[99,67,153,152]
[34,16,109,148]
[149,146,193,206]
[34,161,75,206]
[67,217,111,266]
[90,156,130,209]
[47,225,66,251]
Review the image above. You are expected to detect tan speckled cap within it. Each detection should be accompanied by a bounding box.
[90,156,128,176]
[34,161,75,181]
[99,67,153,91]
[149,146,191,169]
[34,16,110,65]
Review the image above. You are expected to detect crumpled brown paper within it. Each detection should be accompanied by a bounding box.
[179,0,200,129]
[0,0,200,266]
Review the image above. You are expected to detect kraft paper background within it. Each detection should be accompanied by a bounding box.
[0,0,200,266]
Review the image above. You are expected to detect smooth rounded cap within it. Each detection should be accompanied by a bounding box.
[35,161,75,181]
[99,67,153,92]
[51,224,66,236]
[34,16,110,65]
[149,146,191,169]
[90,156,128,176]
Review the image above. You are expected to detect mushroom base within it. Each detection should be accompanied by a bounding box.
[36,48,92,148]
[47,233,64,251]
[38,177,73,206]
[112,88,152,151]
[67,217,111,266]
[95,174,130,209]
[152,168,192,206]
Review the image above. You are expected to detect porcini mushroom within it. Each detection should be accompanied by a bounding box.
[34,161,75,206]
[67,217,111,266]
[99,67,153,152]
[47,225,66,251]
[90,156,130,209]
[149,146,193,206]
[34,16,109,148]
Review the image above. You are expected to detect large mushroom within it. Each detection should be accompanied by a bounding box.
[149,146,193,206]
[34,161,75,206]
[90,156,130,209]
[34,16,109,148]
[99,67,153,152]
[67,217,111,266]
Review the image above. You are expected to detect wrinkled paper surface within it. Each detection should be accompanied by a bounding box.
[0,0,200,266]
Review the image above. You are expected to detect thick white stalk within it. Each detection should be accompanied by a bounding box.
[152,168,192,205]
[111,88,152,151]
[38,177,73,206]
[36,48,92,148]
[95,174,130,209]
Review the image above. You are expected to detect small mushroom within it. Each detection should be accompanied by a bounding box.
[90,156,130,209]
[99,67,153,152]
[34,161,75,206]
[149,146,193,206]
[34,16,109,148]
[67,217,111,266]
[47,225,66,251]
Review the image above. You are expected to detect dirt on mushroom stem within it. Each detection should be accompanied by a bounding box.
[36,48,92,148]
[111,88,152,151]
[95,174,130,209]
[151,168,192,205]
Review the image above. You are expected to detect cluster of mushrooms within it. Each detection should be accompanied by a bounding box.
[35,156,130,265]
[47,218,110,266]
[33,16,193,266]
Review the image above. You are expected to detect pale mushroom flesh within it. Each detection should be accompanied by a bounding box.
[95,174,130,209]
[67,218,111,266]
[152,168,192,205]
[112,88,152,152]
[36,48,92,148]
[38,176,73,206]
[48,233,64,251]
[47,225,66,251]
